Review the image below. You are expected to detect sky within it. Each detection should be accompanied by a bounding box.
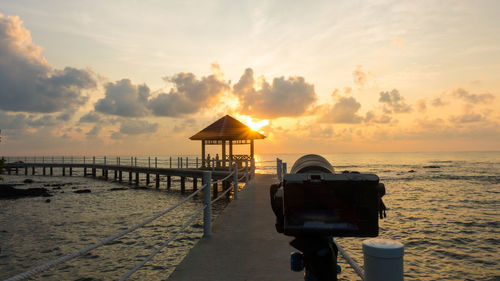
[0,0,499,156]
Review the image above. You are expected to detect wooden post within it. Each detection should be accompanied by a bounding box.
[25,166,28,175]
[129,172,132,183]
[62,166,65,176]
[250,139,254,159]
[43,166,46,176]
[135,172,139,185]
[233,163,238,200]
[119,170,123,182]
[181,177,185,194]
[167,176,171,189]
[50,166,53,176]
[114,169,117,180]
[213,182,218,198]
[201,140,206,167]
[193,177,198,191]
[146,173,150,185]
[155,174,160,189]
[70,166,73,176]
[202,171,211,237]
[229,140,233,168]
[222,140,226,167]
[32,166,35,175]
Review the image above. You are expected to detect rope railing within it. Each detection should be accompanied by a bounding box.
[4,182,209,281]
[4,159,253,281]
[118,206,206,281]
[333,240,365,280]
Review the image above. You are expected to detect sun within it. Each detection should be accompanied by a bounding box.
[239,115,269,132]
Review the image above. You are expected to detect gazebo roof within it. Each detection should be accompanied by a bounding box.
[190,115,266,140]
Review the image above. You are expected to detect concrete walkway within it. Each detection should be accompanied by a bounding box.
[167,174,301,281]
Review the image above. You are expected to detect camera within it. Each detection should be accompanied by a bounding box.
[270,154,386,237]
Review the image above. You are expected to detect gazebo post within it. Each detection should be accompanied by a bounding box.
[229,140,233,169]
[222,140,226,167]
[202,140,206,167]
[250,139,254,159]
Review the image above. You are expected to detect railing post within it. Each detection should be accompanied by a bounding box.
[202,171,212,238]
[134,157,137,167]
[148,156,151,168]
[155,157,157,168]
[196,157,198,168]
[233,163,238,200]
[363,239,404,281]
[245,160,249,183]
[186,157,189,168]
[282,162,287,176]
[169,156,172,168]
[212,158,215,172]
[277,158,282,182]
[104,156,106,165]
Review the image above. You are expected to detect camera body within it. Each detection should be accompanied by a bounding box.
[271,154,385,238]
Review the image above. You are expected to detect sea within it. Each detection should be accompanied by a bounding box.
[0,151,499,281]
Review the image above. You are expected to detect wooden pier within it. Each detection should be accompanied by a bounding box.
[4,162,236,194]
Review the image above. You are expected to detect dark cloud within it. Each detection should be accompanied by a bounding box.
[233,68,316,119]
[353,65,368,87]
[95,79,151,117]
[318,96,363,124]
[379,89,412,113]
[0,14,96,113]
[79,111,101,123]
[148,72,228,117]
[119,119,159,135]
[57,112,72,121]
[0,111,28,129]
[451,88,494,104]
[86,124,102,138]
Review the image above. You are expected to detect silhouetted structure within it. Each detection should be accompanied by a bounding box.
[190,115,265,168]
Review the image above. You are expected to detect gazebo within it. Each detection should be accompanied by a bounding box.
[190,115,266,168]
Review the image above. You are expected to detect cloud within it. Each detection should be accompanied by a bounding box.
[416,99,427,113]
[86,124,102,138]
[379,89,412,113]
[119,119,158,135]
[148,72,228,117]
[0,14,96,113]
[449,112,484,123]
[0,111,28,129]
[95,79,151,117]
[318,96,363,124]
[364,111,392,124]
[451,88,494,104]
[353,65,369,87]
[233,68,316,119]
[79,111,101,123]
[431,97,447,107]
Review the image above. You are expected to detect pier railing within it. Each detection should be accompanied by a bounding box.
[276,158,404,281]
[3,160,253,281]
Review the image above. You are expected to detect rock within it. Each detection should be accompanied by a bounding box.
[23,179,34,184]
[423,165,440,169]
[0,184,52,199]
[109,187,128,191]
[408,170,416,173]
[45,199,51,203]
[73,189,91,194]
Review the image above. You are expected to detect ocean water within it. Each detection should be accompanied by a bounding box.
[1,151,499,280]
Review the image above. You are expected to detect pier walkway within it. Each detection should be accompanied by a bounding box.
[167,173,299,281]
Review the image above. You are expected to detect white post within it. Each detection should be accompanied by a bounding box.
[233,163,238,200]
[202,171,212,237]
[363,238,404,281]
[277,158,282,182]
